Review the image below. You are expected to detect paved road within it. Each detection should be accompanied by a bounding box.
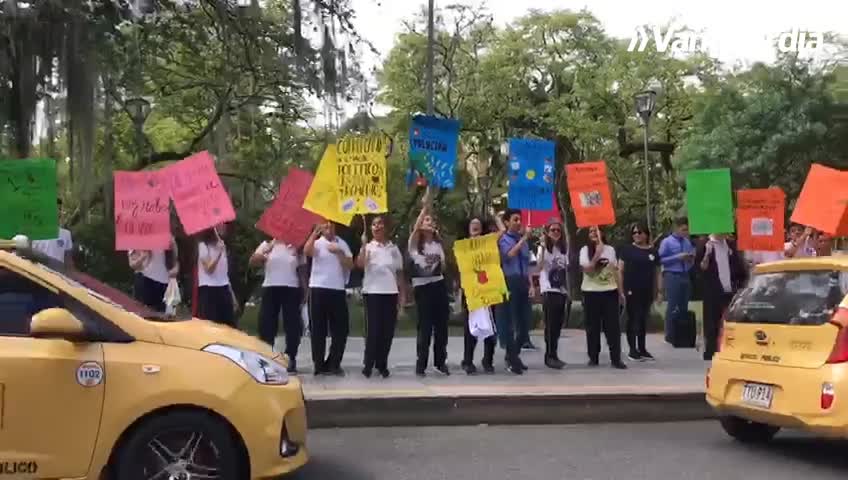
[288,422,848,480]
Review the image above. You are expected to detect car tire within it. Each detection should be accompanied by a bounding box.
[112,410,243,480]
[719,415,780,443]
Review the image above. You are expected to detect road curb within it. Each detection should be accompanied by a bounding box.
[306,392,713,428]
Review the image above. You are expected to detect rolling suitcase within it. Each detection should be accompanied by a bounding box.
[673,310,697,348]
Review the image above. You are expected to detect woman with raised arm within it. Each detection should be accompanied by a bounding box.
[196,225,236,326]
[408,190,451,377]
[357,215,405,379]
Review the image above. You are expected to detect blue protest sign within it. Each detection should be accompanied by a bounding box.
[408,115,461,189]
[507,138,555,210]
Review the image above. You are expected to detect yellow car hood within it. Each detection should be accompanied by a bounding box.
[154,319,278,359]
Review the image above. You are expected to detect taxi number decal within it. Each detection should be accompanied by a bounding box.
[76,361,104,387]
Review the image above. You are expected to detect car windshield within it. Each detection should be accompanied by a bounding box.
[13,248,182,321]
[726,269,848,326]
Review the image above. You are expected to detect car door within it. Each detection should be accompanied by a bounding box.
[0,266,105,479]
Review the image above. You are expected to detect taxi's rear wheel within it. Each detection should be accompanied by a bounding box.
[113,410,243,480]
[719,415,780,443]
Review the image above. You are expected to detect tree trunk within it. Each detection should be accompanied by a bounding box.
[102,75,115,220]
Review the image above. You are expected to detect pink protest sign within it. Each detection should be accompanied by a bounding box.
[164,151,236,235]
[256,168,323,247]
[522,193,561,228]
[113,171,172,251]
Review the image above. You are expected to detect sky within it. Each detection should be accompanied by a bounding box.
[314,0,846,122]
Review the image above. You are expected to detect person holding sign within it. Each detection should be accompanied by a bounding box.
[579,226,627,369]
[357,215,405,379]
[304,221,354,377]
[534,218,569,370]
[128,237,179,312]
[497,209,533,374]
[249,239,308,374]
[696,233,747,360]
[785,223,817,258]
[31,199,74,267]
[196,226,236,326]
[408,190,451,377]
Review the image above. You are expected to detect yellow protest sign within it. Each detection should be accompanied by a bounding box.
[454,233,508,310]
[336,133,389,214]
[303,144,354,226]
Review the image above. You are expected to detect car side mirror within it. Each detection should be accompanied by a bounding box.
[30,308,86,341]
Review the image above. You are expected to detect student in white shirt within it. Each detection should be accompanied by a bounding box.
[356,215,405,379]
[785,223,817,258]
[534,218,569,370]
[304,221,354,376]
[408,190,451,376]
[128,236,179,311]
[31,199,75,267]
[250,238,307,373]
[197,225,235,326]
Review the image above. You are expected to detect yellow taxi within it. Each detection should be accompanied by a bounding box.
[707,256,848,442]
[0,242,308,479]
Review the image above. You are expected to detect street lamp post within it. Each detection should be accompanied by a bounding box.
[125,97,152,161]
[634,89,658,234]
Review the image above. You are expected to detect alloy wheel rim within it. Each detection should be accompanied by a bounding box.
[141,430,222,480]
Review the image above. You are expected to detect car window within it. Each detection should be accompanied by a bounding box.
[0,267,65,336]
[726,270,848,326]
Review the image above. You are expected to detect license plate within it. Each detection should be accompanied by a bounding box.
[742,382,774,409]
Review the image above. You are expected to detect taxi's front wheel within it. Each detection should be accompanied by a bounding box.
[112,410,245,480]
[719,415,780,443]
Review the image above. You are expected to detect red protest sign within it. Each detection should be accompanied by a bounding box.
[791,164,848,236]
[565,161,616,228]
[521,192,561,228]
[736,188,785,252]
[256,168,323,247]
[163,151,236,235]
[113,171,171,251]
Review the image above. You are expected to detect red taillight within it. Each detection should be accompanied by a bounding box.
[821,382,836,410]
[826,308,848,364]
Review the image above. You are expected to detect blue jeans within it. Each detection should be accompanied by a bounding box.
[496,275,531,361]
[663,272,690,343]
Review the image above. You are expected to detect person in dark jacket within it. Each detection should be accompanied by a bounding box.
[695,233,748,361]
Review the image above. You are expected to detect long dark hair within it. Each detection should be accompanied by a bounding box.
[544,221,567,254]
[198,228,218,246]
[630,222,651,245]
[586,228,607,259]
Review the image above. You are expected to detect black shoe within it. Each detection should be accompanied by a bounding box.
[313,365,326,376]
[521,341,539,351]
[482,363,495,374]
[378,368,391,378]
[628,351,642,362]
[361,367,372,378]
[433,364,451,376]
[329,367,346,377]
[611,360,628,370]
[287,359,298,374]
[545,357,565,370]
[462,362,477,375]
[506,362,524,375]
[588,359,599,367]
[415,367,426,377]
[640,350,655,361]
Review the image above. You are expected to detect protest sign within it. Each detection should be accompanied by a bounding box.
[686,168,734,235]
[791,164,848,235]
[454,233,508,311]
[256,168,323,247]
[507,138,555,210]
[336,133,389,214]
[163,151,236,235]
[736,188,785,251]
[303,144,354,226]
[408,115,461,189]
[565,161,615,228]
[113,171,172,251]
[522,192,561,228]
[0,158,58,240]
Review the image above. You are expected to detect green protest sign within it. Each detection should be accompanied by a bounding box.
[0,158,59,240]
[686,168,734,235]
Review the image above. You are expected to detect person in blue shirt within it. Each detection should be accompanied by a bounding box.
[657,217,696,344]
[496,209,533,374]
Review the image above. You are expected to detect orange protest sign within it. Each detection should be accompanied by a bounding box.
[735,188,785,252]
[790,164,848,236]
[565,161,616,228]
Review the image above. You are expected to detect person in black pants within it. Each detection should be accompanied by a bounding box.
[696,233,747,361]
[357,215,405,379]
[408,189,451,376]
[619,222,660,362]
[128,236,179,312]
[196,226,236,326]
[304,221,354,376]
[249,238,307,373]
[534,218,569,369]
[578,226,627,369]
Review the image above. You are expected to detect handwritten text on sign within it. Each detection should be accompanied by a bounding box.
[454,233,508,311]
[736,188,786,252]
[165,151,236,235]
[565,161,616,228]
[113,171,172,251]
[256,168,323,247]
[336,134,389,214]
[0,158,58,240]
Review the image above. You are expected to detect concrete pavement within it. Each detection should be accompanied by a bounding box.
[275,331,713,427]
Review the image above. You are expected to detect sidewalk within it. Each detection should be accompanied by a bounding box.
[276,331,713,428]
